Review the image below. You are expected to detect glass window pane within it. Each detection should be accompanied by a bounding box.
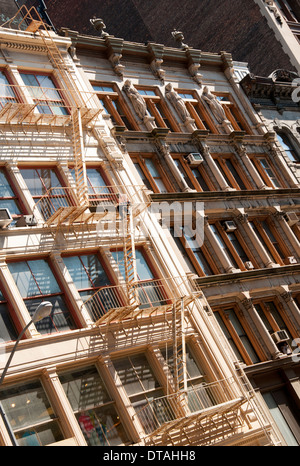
[8,261,40,297]
[0,303,18,342]
[1,381,55,430]
[263,392,298,446]
[60,367,111,412]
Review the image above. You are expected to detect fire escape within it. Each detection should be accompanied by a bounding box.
[0,7,279,446]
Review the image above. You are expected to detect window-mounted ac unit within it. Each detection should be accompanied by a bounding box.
[245,261,254,270]
[271,330,289,344]
[284,256,297,265]
[15,215,37,227]
[0,208,13,228]
[186,153,204,166]
[223,220,237,232]
[284,212,299,226]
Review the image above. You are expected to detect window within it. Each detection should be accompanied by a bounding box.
[176,90,217,133]
[20,73,68,115]
[172,156,214,192]
[161,344,216,411]
[59,366,130,446]
[0,70,18,109]
[214,307,260,365]
[210,222,256,271]
[113,353,165,434]
[0,380,64,446]
[93,83,137,130]
[213,155,250,190]
[20,167,70,221]
[251,156,283,188]
[0,284,18,342]
[213,93,251,133]
[0,168,23,225]
[173,226,216,276]
[131,155,171,193]
[274,0,299,22]
[8,258,76,334]
[111,249,168,309]
[63,253,111,303]
[249,218,291,265]
[254,300,295,342]
[136,87,179,131]
[276,132,299,162]
[263,389,300,446]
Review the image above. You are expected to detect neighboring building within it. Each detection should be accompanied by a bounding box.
[0,5,299,447]
[37,0,300,75]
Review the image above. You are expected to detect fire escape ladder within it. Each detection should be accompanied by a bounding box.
[172,298,187,394]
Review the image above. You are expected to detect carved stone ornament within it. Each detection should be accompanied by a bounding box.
[201,86,227,123]
[171,29,189,50]
[122,80,148,120]
[90,17,109,37]
[165,83,190,122]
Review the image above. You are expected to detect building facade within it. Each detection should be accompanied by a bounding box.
[0,6,299,447]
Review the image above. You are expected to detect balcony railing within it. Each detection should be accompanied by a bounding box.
[134,378,244,437]
[34,184,150,225]
[83,276,200,325]
[0,83,101,125]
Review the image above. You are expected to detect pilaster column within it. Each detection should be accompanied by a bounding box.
[42,367,86,446]
[236,145,270,190]
[240,293,282,359]
[155,140,196,192]
[201,145,235,191]
[273,208,300,258]
[278,286,300,328]
[237,211,278,268]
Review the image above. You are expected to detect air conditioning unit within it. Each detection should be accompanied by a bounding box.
[0,208,13,228]
[284,256,297,265]
[245,261,254,270]
[223,220,237,232]
[284,212,299,226]
[186,153,204,166]
[271,330,290,344]
[15,215,37,227]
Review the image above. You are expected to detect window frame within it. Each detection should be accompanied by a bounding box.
[212,153,253,190]
[171,224,219,277]
[249,217,291,265]
[135,86,181,132]
[210,221,258,271]
[213,305,264,365]
[250,154,285,189]
[172,154,215,192]
[175,89,218,133]
[131,153,173,193]
[0,68,19,109]
[212,92,252,134]
[0,166,26,224]
[7,256,78,334]
[19,71,69,116]
[58,364,131,446]
[253,299,297,341]
[92,82,138,130]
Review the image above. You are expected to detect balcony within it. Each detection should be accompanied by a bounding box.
[83,276,201,325]
[0,83,100,127]
[34,184,150,227]
[133,378,246,442]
